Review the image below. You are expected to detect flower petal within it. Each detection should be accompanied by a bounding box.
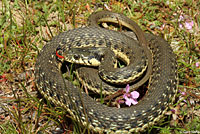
[125,98,132,107]
[125,97,138,106]
[196,62,199,67]
[179,23,183,29]
[179,15,184,21]
[185,21,193,30]
[125,84,130,93]
[124,95,130,101]
[131,99,138,105]
[131,91,139,99]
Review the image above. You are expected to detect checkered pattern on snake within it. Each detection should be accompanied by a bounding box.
[35,11,177,133]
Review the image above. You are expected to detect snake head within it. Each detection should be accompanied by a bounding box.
[63,47,107,66]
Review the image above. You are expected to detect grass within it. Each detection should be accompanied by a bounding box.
[0,0,199,133]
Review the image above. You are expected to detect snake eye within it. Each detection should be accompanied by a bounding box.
[56,50,64,59]
[73,54,80,60]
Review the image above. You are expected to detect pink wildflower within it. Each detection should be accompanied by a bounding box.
[196,62,199,68]
[184,21,194,30]
[178,14,194,31]
[123,84,139,106]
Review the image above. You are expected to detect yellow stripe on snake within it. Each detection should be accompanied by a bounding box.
[35,11,178,133]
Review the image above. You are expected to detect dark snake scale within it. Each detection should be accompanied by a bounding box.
[35,11,178,133]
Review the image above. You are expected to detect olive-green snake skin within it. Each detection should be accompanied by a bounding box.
[35,11,178,133]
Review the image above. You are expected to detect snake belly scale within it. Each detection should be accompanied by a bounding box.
[35,11,178,133]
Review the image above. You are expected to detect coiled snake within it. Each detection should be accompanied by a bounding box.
[35,11,178,133]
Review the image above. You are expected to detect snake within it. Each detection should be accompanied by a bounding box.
[35,11,178,133]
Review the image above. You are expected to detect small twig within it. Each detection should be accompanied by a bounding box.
[103,90,124,102]
[116,17,122,32]
[83,84,89,95]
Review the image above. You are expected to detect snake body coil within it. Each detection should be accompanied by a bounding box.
[35,11,177,133]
